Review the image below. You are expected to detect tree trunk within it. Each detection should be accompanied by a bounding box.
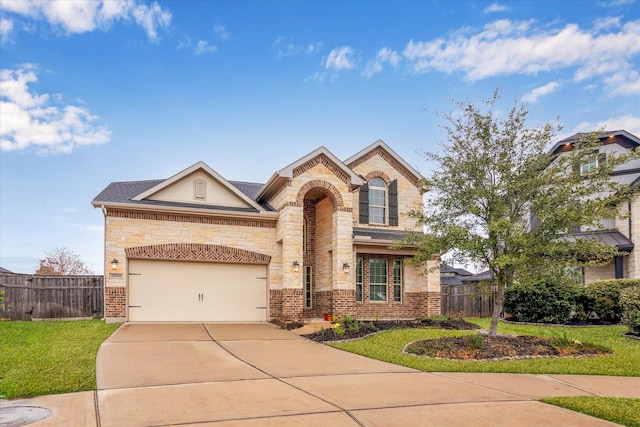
[489,282,505,336]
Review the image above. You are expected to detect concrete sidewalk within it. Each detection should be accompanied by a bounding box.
[3,323,639,427]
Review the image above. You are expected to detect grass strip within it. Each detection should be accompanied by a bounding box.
[0,320,121,398]
[330,318,640,376]
[541,397,640,427]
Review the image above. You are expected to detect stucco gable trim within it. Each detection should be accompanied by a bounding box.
[131,161,265,211]
[345,140,423,186]
[126,243,271,264]
[256,146,365,201]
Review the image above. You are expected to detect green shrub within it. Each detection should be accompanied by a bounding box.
[468,334,484,349]
[620,286,640,336]
[333,314,361,334]
[583,279,640,322]
[504,280,579,324]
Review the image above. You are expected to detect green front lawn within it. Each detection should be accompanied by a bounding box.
[330,319,640,425]
[542,397,640,427]
[330,318,640,376]
[0,320,121,398]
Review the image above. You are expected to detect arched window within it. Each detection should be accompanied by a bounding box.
[368,178,386,224]
[359,177,398,226]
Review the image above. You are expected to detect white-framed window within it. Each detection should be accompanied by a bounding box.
[368,178,386,225]
[369,258,387,302]
[304,266,312,308]
[580,150,605,175]
[393,259,402,302]
[356,257,363,302]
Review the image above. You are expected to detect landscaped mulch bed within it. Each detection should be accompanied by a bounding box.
[297,318,612,361]
[404,334,612,361]
[301,318,480,343]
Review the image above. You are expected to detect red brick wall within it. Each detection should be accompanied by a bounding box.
[105,287,126,318]
[281,288,304,321]
[270,289,283,318]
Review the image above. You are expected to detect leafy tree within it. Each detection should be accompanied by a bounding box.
[404,89,639,336]
[35,246,92,275]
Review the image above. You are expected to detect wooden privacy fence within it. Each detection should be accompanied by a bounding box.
[440,283,496,318]
[0,273,104,320]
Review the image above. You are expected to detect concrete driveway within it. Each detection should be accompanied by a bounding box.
[7,323,640,426]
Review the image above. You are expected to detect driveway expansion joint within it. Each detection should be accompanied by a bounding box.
[202,323,366,427]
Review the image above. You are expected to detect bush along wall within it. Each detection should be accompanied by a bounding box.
[504,280,580,324]
[620,286,640,336]
[583,279,640,322]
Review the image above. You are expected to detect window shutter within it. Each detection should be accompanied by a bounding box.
[389,179,398,226]
[359,183,369,224]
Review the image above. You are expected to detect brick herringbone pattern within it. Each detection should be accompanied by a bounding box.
[125,243,271,264]
[347,147,420,186]
[293,154,350,184]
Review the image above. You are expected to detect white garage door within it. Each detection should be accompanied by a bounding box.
[128,260,267,322]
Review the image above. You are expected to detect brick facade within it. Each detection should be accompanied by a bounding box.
[97,142,441,322]
[105,287,126,318]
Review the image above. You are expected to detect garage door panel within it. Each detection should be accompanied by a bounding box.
[128,260,267,322]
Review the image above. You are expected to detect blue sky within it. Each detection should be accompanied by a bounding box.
[1,0,639,274]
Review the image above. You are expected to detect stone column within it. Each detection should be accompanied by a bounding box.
[332,208,355,315]
[279,204,304,320]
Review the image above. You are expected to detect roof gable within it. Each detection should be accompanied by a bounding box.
[256,146,365,201]
[550,130,640,155]
[344,140,423,186]
[132,161,264,211]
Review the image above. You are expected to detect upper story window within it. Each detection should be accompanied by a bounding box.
[368,178,386,224]
[580,150,606,175]
[359,177,399,226]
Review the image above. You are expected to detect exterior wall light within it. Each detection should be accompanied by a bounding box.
[293,261,300,272]
[111,258,119,270]
[343,263,350,273]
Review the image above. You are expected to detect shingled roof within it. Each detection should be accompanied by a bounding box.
[92,179,275,212]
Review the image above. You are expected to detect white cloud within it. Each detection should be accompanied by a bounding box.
[0,0,172,41]
[1,17,14,42]
[562,114,640,140]
[176,34,191,50]
[305,42,323,54]
[362,47,400,78]
[594,16,622,32]
[522,81,561,103]
[214,24,229,40]
[325,46,355,70]
[402,18,640,95]
[0,66,110,154]
[604,70,640,95]
[274,36,323,58]
[131,2,171,41]
[484,2,509,13]
[194,40,216,55]
[305,71,326,84]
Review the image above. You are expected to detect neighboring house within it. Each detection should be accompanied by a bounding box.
[460,270,493,284]
[439,264,473,286]
[0,267,13,274]
[547,130,640,283]
[92,140,441,323]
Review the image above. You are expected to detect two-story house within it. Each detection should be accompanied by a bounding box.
[548,130,640,283]
[92,140,441,323]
